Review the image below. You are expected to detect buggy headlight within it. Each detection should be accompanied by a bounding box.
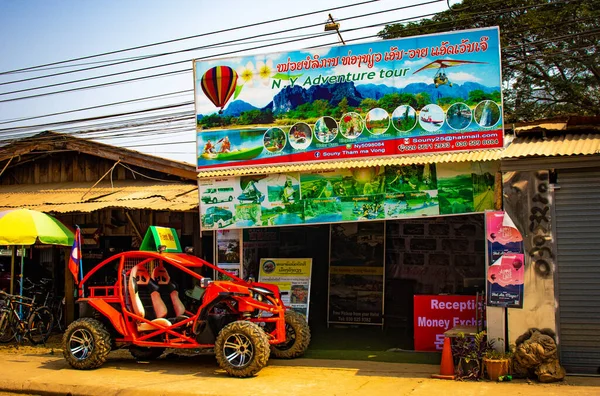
[253,292,264,302]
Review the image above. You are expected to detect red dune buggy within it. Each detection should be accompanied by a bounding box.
[62,251,310,377]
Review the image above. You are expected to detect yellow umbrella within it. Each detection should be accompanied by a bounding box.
[0,209,74,299]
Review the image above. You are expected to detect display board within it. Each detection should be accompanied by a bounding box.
[194,27,503,171]
[215,229,242,280]
[329,222,384,325]
[199,161,498,230]
[485,211,524,308]
[258,258,312,318]
[414,294,479,351]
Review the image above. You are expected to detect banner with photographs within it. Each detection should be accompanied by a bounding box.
[329,222,384,325]
[215,229,242,281]
[200,162,498,230]
[258,258,312,319]
[485,211,524,308]
[194,27,503,171]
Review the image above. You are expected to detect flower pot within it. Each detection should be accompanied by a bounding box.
[483,357,510,381]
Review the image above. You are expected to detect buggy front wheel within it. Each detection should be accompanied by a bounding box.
[27,306,53,345]
[215,321,270,377]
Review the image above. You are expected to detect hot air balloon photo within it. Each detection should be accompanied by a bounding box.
[413,59,487,88]
[200,65,238,114]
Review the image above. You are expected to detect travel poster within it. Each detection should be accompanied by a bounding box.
[194,27,503,171]
[215,229,242,281]
[485,211,524,308]
[329,222,384,325]
[258,258,312,319]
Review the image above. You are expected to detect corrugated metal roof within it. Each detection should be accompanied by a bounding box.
[502,134,600,158]
[197,149,504,178]
[0,181,198,213]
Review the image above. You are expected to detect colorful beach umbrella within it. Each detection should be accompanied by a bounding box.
[0,209,74,301]
[0,209,74,246]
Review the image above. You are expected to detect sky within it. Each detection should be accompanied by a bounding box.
[0,0,453,164]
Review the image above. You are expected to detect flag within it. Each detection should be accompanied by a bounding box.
[68,227,81,284]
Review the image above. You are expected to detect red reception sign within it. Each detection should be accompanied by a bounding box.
[413,295,478,351]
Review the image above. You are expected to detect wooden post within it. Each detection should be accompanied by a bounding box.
[65,247,75,324]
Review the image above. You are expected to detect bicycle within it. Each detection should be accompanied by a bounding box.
[0,290,53,345]
[18,277,64,332]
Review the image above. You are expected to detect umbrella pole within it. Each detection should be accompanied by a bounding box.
[19,246,24,319]
[10,246,15,295]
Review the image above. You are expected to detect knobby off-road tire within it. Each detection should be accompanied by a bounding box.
[0,309,16,343]
[270,310,311,359]
[129,346,166,361]
[63,318,111,370]
[215,320,270,378]
[27,306,53,345]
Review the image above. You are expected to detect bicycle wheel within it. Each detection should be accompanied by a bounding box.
[0,309,16,343]
[27,306,53,345]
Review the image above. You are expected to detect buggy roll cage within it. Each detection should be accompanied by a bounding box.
[76,251,286,348]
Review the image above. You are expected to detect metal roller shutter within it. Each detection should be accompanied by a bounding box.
[555,168,600,374]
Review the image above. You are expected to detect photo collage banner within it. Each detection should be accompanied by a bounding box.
[194,27,502,171]
[199,161,499,230]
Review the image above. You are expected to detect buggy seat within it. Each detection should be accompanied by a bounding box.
[128,264,171,331]
[152,265,187,320]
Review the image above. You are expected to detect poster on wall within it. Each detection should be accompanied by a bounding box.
[329,222,384,325]
[258,258,312,319]
[215,229,242,280]
[485,211,524,308]
[194,27,502,171]
[414,295,480,351]
[199,162,498,230]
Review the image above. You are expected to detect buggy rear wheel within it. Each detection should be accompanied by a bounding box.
[27,306,53,345]
[215,321,270,378]
[63,318,111,370]
[270,310,311,359]
[129,346,166,361]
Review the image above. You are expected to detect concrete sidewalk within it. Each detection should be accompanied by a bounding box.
[1,351,599,396]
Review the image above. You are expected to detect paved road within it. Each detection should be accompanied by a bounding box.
[1,351,600,396]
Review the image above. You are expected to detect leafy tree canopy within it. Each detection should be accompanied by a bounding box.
[378,0,600,122]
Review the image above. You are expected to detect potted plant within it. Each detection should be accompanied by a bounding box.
[451,331,490,380]
[483,348,513,381]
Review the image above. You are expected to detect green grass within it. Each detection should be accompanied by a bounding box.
[304,349,440,364]
[304,324,440,365]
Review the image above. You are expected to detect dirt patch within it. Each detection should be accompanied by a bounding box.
[0,333,63,355]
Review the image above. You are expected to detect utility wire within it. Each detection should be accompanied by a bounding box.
[0,0,444,95]
[0,0,382,75]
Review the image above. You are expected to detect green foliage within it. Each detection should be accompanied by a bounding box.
[238,109,275,125]
[198,113,233,128]
[378,0,600,122]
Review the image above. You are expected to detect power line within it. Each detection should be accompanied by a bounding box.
[0,0,445,96]
[0,0,382,75]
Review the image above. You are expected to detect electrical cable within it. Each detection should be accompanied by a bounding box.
[0,0,382,75]
[0,0,445,95]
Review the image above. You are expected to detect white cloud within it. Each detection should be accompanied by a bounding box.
[298,47,331,57]
[401,57,433,69]
[447,71,482,83]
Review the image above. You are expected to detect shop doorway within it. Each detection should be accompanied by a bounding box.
[385,214,486,349]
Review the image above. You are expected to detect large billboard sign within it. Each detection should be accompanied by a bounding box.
[199,161,499,230]
[194,27,503,171]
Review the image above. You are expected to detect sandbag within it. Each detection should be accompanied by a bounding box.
[513,328,565,383]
